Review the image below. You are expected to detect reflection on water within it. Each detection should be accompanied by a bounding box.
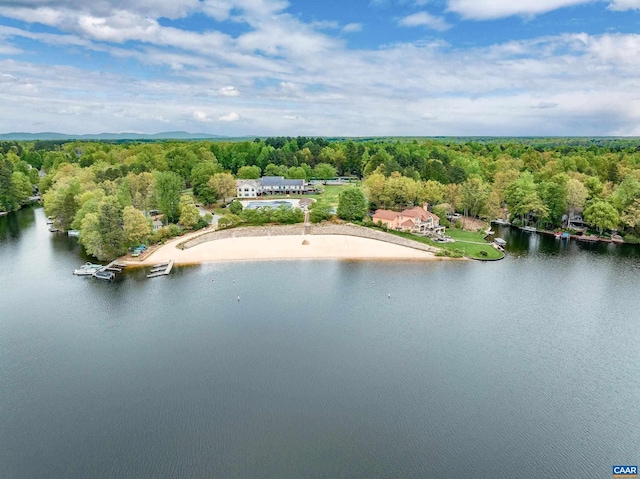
[1,208,639,479]
[494,224,640,262]
[0,206,35,242]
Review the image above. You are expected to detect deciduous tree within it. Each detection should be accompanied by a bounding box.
[154,171,184,223]
[123,206,151,245]
[337,187,367,221]
[313,163,337,181]
[208,172,236,203]
[309,200,333,223]
[179,195,200,229]
[237,165,261,179]
[583,200,619,233]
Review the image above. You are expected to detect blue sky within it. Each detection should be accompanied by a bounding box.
[0,0,639,136]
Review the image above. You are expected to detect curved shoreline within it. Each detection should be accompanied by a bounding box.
[123,224,461,267]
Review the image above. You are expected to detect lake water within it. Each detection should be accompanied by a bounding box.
[1,207,639,479]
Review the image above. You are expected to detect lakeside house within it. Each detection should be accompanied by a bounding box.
[372,205,445,236]
[236,176,309,198]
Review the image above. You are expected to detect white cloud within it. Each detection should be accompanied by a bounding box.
[398,11,451,30]
[219,86,241,97]
[446,0,594,20]
[341,23,363,34]
[193,111,212,122]
[0,43,23,55]
[219,112,240,122]
[0,1,639,135]
[310,20,340,30]
[276,82,305,98]
[532,101,559,109]
[607,0,640,9]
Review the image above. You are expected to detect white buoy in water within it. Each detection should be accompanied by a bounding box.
[388,293,391,298]
[237,295,240,302]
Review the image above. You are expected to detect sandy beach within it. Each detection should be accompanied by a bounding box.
[129,233,441,266]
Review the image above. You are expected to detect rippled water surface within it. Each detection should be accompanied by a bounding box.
[1,208,639,478]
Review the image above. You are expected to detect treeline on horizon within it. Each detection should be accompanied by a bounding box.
[3,136,640,260]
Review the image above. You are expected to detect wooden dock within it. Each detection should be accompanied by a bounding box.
[92,260,127,280]
[147,259,174,278]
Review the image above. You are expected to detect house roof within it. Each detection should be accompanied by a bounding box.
[401,207,425,218]
[373,206,439,224]
[402,206,438,221]
[236,179,260,188]
[261,176,304,187]
[400,219,414,227]
[372,209,399,221]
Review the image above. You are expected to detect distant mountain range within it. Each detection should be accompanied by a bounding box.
[0,131,243,141]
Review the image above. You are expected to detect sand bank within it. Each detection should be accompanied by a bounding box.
[130,233,443,266]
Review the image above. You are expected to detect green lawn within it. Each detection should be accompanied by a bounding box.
[446,228,487,242]
[384,227,503,260]
[318,185,349,207]
[252,184,357,208]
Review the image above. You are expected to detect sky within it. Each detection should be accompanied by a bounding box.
[0,0,639,136]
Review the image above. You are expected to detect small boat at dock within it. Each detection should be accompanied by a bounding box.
[73,262,103,276]
[0,211,8,217]
[522,226,537,233]
[493,219,509,226]
[611,234,623,243]
[68,230,80,238]
[93,270,115,281]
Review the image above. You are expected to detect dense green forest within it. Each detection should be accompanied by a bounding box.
[3,137,640,260]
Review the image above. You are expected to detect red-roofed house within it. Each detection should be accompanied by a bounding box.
[372,204,444,235]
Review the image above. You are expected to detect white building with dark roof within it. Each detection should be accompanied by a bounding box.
[236,180,261,198]
[235,176,308,198]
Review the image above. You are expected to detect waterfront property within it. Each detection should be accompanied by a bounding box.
[372,205,445,236]
[236,176,309,198]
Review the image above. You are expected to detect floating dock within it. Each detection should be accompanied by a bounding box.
[72,260,127,281]
[147,259,174,278]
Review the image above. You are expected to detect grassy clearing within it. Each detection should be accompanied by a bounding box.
[446,228,487,242]
[443,228,503,259]
[317,185,347,207]
[383,227,503,260]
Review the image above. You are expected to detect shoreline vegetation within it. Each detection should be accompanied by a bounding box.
[7,136,639,263]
